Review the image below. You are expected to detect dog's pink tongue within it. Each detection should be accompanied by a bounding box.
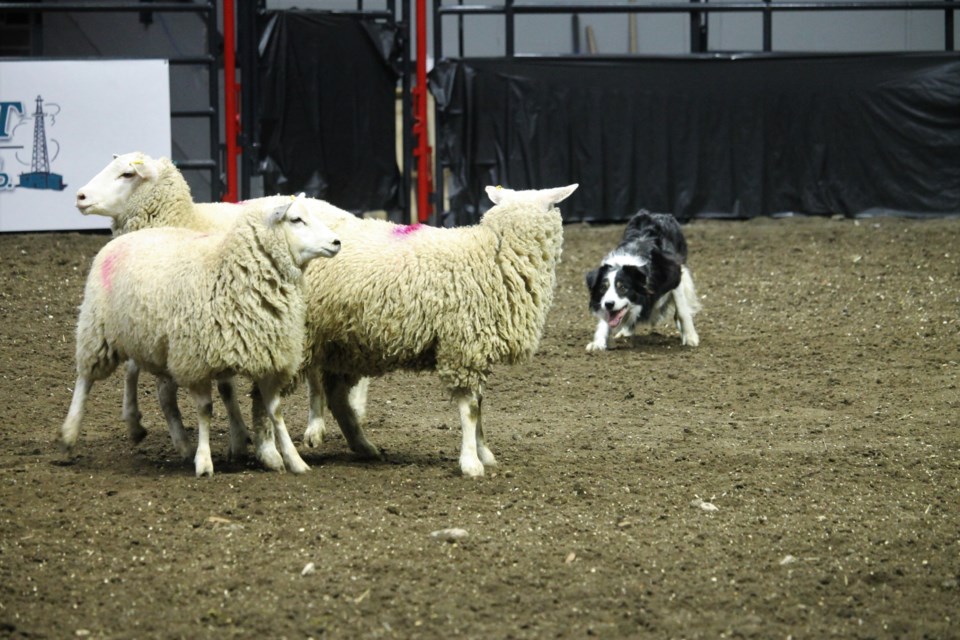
[607,308,627,328]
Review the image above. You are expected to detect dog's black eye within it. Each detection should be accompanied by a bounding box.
[615,281,627,295]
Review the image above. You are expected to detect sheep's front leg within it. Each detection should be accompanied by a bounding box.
[302,367,328,448]
[156,375,194,460]
[256,378,309,474]
[122,359,147,443]
[217,377,249,461]
[456,389,491,477]
[187,382,215,478]
[324,373,381,459]
[61,375,94,451]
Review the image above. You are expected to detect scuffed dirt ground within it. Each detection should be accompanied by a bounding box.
[1,216,958,639]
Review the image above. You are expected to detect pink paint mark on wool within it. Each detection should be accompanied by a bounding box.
[100,250,122,293]
[392,223,423,237]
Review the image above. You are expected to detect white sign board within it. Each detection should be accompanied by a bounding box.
[0,59,171,232]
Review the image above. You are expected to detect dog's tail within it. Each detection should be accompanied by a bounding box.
[626,211,688,262]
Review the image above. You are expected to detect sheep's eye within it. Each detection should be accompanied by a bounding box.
[120,171,135,179]
[290,217,305,225]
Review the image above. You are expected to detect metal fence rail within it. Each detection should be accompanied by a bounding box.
[431,0,959,219]
[0,1,222,199]
[436,0,957,56]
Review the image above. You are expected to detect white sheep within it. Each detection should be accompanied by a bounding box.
[75,152,359,463]
[77,153,576,477]
[60,198,342,476]
[76,152,248,235]
[299,183,578,477]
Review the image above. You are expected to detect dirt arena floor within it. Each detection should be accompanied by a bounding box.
[1,214,958,639]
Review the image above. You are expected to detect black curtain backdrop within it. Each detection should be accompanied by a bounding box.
[431,54,960,224]
[258,11,401,213]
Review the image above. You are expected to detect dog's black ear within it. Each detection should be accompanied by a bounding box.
[621,264,650,293]
[585,268,601,290]
[651,246,682,295]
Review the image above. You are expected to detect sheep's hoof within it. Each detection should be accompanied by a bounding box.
[460,457,485,478]
[226,442,249,462]
[352,443,382,460]
[256,447,285,472]
[286,458,310,475]
[175,444,196,462]
[194,459,214,478]
[302,427,325,449]
[127,422,147,444]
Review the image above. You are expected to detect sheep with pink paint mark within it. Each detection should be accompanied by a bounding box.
[299,184,578,477]
[74,152,357,466]
[61,197,342,477]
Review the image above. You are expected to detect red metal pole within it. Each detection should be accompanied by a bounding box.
[413,0,434,222]
[222,0,238,202]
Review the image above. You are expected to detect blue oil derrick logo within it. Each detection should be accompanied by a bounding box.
[1,96,67,191]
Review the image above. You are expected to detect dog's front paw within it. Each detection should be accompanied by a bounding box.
[586,341,607,352]
[682,331,700,347]
[613,327,634,340]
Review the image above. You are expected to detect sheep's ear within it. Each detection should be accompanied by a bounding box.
[131,157,159,182]
[486,183,579,208]
[485,185,508,205]
[267,199,295,225]
[537,183,578,207]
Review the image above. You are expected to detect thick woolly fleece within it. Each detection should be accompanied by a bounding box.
[75,209,308,389]
[303,199,564,393]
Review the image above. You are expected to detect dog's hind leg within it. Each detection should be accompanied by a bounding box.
[673,267,701,347]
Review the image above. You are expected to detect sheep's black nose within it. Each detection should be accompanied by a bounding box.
[76,192,86,201]
[332,239,341,246]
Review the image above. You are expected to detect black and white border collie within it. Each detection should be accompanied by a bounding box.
[585,210,701,351]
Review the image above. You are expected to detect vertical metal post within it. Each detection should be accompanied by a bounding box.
[458,0,465,58]
[206,0,222,200]
[946,0,955,50]
[237,0,259,200]
[433,0,445,222]
[401,0,413,222]
[572,13,581,54]
[689,0,707,53]
[506,0,515,56]
[414,0,433,222]
[222,0,238,202]
[763,0,772,51]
